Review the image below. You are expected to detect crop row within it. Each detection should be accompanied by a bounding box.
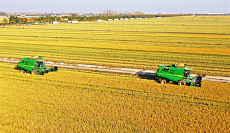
[0,16,229,76]
[0,62,229,132]
[1,52,229,76]
[1,38,229,63]
[0,40,229,76]
[1,28,229,48]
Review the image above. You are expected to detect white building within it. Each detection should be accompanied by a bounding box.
[71,21,78,23]
[51,21,60,24]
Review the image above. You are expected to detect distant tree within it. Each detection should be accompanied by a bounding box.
[82,17,86,21]
[3,18,8,23]
[71,13,78,17]
[30,17,36,22]
[40,16,45,22]
[36,17,41,22]
[56,17,61,21]
[45,16,51,22]
[51,17,55,21]
[15,17,21,23]
[21,18,28,24]
[9,15,16,23]
[67,16,72,21]
[61,16,69,21]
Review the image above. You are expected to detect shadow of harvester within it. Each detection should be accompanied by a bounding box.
[136,71,157,80]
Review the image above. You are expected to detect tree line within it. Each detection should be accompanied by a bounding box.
[1,14,190,25]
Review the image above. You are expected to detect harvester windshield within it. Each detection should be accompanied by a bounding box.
[19,58,25,63]
[183,68,192,77]
[36,60,45,67]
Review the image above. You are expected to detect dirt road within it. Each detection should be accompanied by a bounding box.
[1,57,230,83]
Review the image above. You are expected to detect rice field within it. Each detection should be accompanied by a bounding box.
[0,16,229,76]
[0,16,230,132]
[0,62,229,132]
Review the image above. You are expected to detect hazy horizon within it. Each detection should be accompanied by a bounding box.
[0,0,229,14]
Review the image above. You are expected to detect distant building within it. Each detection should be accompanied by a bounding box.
[51,21,60,24]
[23,16,41,18]
[51,14,61,17]
[33,22,39,25]
[68,21,78,23]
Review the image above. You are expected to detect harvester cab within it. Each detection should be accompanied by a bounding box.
[16,56,58,75]
[156,63,202,87]
[36,60,45,68]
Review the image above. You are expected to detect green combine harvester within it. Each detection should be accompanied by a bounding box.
[155,63,202,87]
[15,56,58,75]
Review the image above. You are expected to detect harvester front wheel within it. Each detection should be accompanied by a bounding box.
[161,79,167,84]
[31,70,38,75]
[178,80,186,86]
[20,69,26,73]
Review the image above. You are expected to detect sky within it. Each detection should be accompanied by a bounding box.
[0,0,229,14]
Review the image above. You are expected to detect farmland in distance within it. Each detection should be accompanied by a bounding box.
[0,16,229,76]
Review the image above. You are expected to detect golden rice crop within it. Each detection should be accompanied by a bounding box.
[0,16,229,132]
[0,62,229,132]
[0,16,229,76]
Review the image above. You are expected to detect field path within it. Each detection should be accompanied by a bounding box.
[1,57,229,83]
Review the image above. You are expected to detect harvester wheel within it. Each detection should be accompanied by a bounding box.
[178,80,186,86]
[161,79,167,84]
[20,69,26,73]
[31,70,38,75]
